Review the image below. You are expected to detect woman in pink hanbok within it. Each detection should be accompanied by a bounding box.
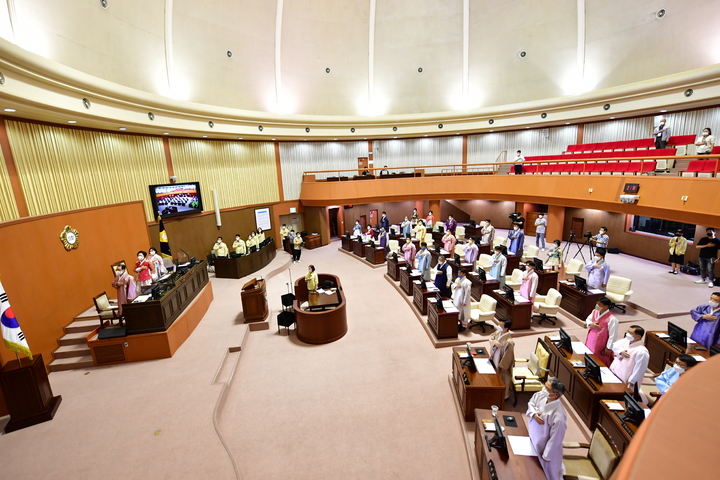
[442,231,456,255]
[402,237,417,266]
[112,264,137,316]
[584,297,617,365]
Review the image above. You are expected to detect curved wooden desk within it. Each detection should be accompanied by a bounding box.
[214,238,277,279]
[293,274,347,344]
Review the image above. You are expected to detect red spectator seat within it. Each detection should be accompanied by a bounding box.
[636,138,655,149]
[699,160,718,178]
[712,146,720,154]
[522,164,538,174]
[625,162,642,175]
[682,160,705,177]
[641,161,657,174]
[653,149,677,156]
[667,135,696,146]
[537,164,550,174]
[612,162,630,175]
[566,144,580,152]
[570,163,584,174]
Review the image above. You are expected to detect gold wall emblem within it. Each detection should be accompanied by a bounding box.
[60,225,80,250]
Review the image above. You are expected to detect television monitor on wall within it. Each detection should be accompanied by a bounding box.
[149,182,203,219]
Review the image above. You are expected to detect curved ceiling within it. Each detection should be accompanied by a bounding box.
[0,0,718,139]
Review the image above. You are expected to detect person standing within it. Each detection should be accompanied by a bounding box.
[610,326,650,391]
[380,212,390,231]
[256,227,266,243]
[434,255,452,298]
[593,227,610,249]
[489,319,515,400]
[425,211,435,231]
[305,264,318,292]
[546,240,562,271]
[514,150,525,175]
[490,245,508,288]
[481,219,495,245]
[112,264,137,316]
[445,214,457,235]
[147,247,168,281]
[411,208,420,225]
[414,219,427,242]
[442,230,457,255]
[526,378,568,480]
[246,232,257,251]
[378,227,389,256]
[508,224,525,256]
[695,127,715,155]
[584,297,618,366]
[535,213,547,251]
[212,237,229,258]
[520,261,539,304]
[401,216,412,238]
[417,242,432,281]
[452,268,472,332]
[134,251,155,288]
[652,118,671,149]
[463,237,479,264]
[233,234,247,256]
[280,224,289,241]
[689,292,720,348]
[292,233,303,263]
[668,230,687,275]
[586,248,610,289]
[402,237,417,266]
[695,227,720,287]
[352,220,362,238]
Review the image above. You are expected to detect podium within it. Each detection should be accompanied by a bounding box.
[241,278,268,323]
[0,354,62,433]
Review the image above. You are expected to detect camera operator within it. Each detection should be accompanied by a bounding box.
[592,227,609,249]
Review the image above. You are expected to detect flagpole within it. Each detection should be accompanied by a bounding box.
[16,352,21,366]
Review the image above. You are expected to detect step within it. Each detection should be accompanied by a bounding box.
[58,331,90,346]
[65,319,100,334]
[53,343,91,359]
[48,355,95,372]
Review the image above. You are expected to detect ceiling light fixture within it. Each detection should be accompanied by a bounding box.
[3,108,16,112]
[163,132,169,135]
[118,127,126,131]
[68,120,77,124]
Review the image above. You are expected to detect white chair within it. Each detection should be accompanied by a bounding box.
[424,233,433,244]
[533,288,562,325]
[565,258,584,280]
[521,245,540,263]
[605,275,633,314]
[493,236,505,247]
[455,226,466,242]
[388,240,400,255]
[468,294,497,332]
[434,221,444,232]
[476,254,492,272]
[512,338,550,407]
[454,244,465,258]
[505,269,523,291]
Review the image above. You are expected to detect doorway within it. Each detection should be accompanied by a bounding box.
[328,207,339,238]
[360,215,367,229]
[368,209,378,228]
[571,217,584,239]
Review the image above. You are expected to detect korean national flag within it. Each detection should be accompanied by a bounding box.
[0,281,33,360]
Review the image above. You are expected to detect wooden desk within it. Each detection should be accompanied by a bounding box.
[413,280,439,315]
[306,290,341,311]
[240,278,268,322]
[399,267,422,295]
[490,290,532,330]
[341,235,352,252]
[536,269,559,295]
[451,348,505,422]
[428,246,450,268]
[506,253,520,273]
[558,281,605,320]
[597,400,641,455]
[467,272,500,301]
[215,238,277,279]
[427,298,459,339]
[352,239,367,256]
[364,244,386,265]
[474,409,545,480]
[431,231,445,245]
[293,274,347,344]
[464,224,481,238]
[545,335,627,429]
[478,243,491,257]
[123,261,209,335]
[386,256,406,281]
[304,233,322,249]
[449,259,476,281]
[645,331,710,373]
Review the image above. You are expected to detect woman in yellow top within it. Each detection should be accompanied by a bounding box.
[257,227,266,243]
[293,233,303,263]
[246,231,257,250]
[668,229,687,275]
[414,219,427,242]
[305,264,319,292]
[280,224,289,240]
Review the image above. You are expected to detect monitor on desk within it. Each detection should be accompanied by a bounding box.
[344,230,350,237]
[534,257,544,272]
[486,417,508,454]
[711,345,720,356]
[468,220,476,227]
[454,253,461,264]
[574,276,587,293]
[621,392,645,427]
[391,252,398,262]
[477,268,487,282]
[405,262,413,273]
[437,225,444,234]
[668,321,687,349]
[436,292,443,304]
[583,354,603,385]
[559,327,573,353]
[503,285,515,303]
[462,345,477,373]
[419,278,427,290]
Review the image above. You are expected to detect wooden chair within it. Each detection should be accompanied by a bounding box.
[93,292,121,328]
[562,424,621,480]
[512,338,550,406]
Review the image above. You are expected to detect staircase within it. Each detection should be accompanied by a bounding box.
[49,310,100,372]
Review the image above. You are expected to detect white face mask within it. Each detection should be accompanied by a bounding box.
[703,131,709,136]
[709,301,719,308]
[598,231,603,235]
[625,333,635,342]
[595,257,602,263]
[514,227,519,231]
[137,256,144,261]
[595,305,605,313]
[672,364,685,374]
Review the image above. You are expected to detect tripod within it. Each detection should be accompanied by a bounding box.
[563,230,594,264]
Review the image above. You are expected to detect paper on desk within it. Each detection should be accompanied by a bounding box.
[507,436,538,457]
[487,274,497,281]
[483,421,505,432]
[324,289,335,296]
[514,294,530,303]
[315,288,325,294]
[473,358,497,374]
[548,335,561,341]
[605,401,624,411]
[571,342,593,355]
[600,367,623,384]
[687,338,696,344]
[589,288,605,294]
[655,332,669,338]
[692,355,706,362]
[133,294,151,303]
[442,300,459,312]
[643,408,652,419]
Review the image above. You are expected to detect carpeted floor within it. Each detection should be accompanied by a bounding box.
[0,235,712,479]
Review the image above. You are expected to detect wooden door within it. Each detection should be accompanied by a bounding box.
[357,157,368,175]
[571,217,584,239]
[368,209,378,228]
[360,215,367,229]
[526,212,541,236]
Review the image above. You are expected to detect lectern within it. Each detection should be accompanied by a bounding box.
[241,278,268,322]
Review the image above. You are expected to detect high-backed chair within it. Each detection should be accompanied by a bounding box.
[468,295,497,332]
[493,236,505,247]
[505,269,523,290]
[434,221,444,231]
[93,292,121,328]
[454,244,465,258]
[565,258,584,280]
[512,338,550,406]
[605,275,633,313]
[424,233,433,244]
[455,225,466,242]
[562,424,621,480]
[476,254,493,272]
[533,288,562,325]
[521,245,540,263]
[388,239,400,255]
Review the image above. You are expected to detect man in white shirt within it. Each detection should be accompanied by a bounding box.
[481,219,495,245]
[610,325,650,391]
[535,213,547,251]
[526,377,567,480]
[514,150,525,175]
[488,319,515,399]
[452,268,472,332]
[593,227,610,249]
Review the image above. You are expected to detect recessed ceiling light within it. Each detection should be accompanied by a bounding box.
[333,138,337,140]
[565,123,570,125]
[610,117,615,119]
[3,108,16,112]
[456,133,460,135]
[162,132,169,135]
[393,136,397,138]
[525,127,530,129]
[272,138,276,141]
[68,120,77,124]
[202,135,207,138]
[489,130,494,132]
[238,137,243,140]
[660,110,667,113]
[424,135,428,137]
[119,127,127,131]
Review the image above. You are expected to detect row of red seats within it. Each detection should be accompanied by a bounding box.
[525,149,676,162]
[683,160,719,177]
[522,161,657,175]
[566,136,696,152]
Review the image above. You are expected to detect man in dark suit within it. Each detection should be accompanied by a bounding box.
[434,255,452,298]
